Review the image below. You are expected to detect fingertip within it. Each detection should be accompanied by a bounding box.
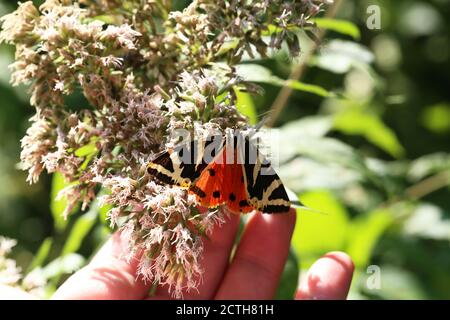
[215,209,296,299]
[323,251,355,274]
[296,251,354,300]
[256,207,297,232]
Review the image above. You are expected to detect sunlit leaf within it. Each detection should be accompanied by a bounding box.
[61,201,99,256]
[347,209,393,268]
[262,24,298,36]
[279,136,365,172]
[27,237,53,272]
[334,108,405,158]
[75,141,97,157]
[292,190,349,268]
[234,87,257,125]
[421,103,450,134]
[99,202,113,227]
[313,18,361,40]
[235,64,282,84]
[50,172,72,232]
[216,38,240,56]
[280,115,333,139]
[280,157,360,192]
[287,79,332,97]
[235,64,331,97]
[311,40,374,74]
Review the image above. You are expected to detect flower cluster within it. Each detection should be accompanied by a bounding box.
[1,0,328,297]
[0,236,46,297]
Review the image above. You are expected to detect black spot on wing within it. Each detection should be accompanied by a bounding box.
[208,168,215,176]
[229,193,236,201]
[213,190,220,198]
[190,185,206,198]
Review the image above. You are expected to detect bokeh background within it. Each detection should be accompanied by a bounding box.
[1,0,449,299]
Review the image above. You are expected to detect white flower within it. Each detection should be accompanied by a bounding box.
[54,80,65,91]
[100,24,142,50]
[0,237,17,256]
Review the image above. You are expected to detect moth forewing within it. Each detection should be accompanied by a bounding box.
[237,135,291,214]
[202,134,224,165]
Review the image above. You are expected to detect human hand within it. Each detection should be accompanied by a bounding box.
[1,208,354,300]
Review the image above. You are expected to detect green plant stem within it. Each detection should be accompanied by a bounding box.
[405,171,450,200]
[267,0,343,127]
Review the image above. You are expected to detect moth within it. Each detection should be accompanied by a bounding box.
[147,131,291,214]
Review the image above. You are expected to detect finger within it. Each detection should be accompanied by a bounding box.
[0,285,37,300]
[52,231,151,300]
[150,212,241,299]
[215,208,296,299]
[295,251,354,300]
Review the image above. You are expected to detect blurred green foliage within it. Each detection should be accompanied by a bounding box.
[1,0,449,299]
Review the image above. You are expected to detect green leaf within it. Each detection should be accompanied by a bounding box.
[88,14,119,25]
[279,135,365,171]
[286,79,332,97]
[311,40,374,74]
[235,64,283,85]
[75,142,97,157]
[421,102,450,134]
[27,237,53,272]
[334,108,405,158]
[292,190,349,268]
[280,115,333,139]
[347,209,393,268]
[99,203,113,226]
[61,200,100,256]
[275,248,299,300]
[235,64,331,97]
[50,172,71,232]
[234,87,257,125]
[313,18,361,40]
[262,24,299,36]
[216,38,240,56]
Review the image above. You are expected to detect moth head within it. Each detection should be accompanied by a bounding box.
[179,178,191,188]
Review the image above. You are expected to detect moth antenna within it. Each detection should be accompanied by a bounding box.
[149,149,167,160]
[244,115,271,141]
[254,115,270,131]
[257,110,274,121]
[291,201,329,216]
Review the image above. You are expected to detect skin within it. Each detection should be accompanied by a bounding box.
[0,208,354,300]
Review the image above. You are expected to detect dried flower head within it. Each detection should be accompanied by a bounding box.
[1,0,328,298]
